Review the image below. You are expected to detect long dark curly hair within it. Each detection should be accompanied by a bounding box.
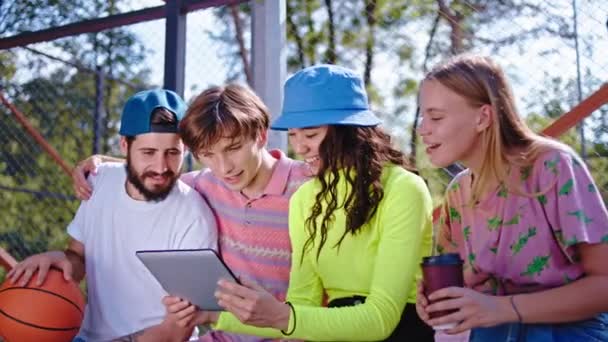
[302,125,416,261]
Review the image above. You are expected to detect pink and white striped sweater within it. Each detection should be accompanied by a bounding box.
[181,149,310,342]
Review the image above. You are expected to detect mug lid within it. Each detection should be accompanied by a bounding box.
[421,253,463,266]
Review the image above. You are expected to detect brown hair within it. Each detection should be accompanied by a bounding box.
[424,55,559,203]
[179,84,270,154]
[303,125,416,261]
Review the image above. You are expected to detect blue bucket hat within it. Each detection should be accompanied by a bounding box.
[119,89,186,136]
[271,64,381,130]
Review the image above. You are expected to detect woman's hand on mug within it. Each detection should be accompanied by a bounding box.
[415,282,431,324]
[425,287,518,334]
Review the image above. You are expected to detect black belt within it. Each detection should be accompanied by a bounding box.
[326,295,434,341]
[328,295,367,307]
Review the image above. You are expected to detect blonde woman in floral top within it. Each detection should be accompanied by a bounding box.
[415,55,608,341]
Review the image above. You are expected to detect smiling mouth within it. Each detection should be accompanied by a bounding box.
[305,156,320,164]
[426,143,441,153]
[225,170,244,181]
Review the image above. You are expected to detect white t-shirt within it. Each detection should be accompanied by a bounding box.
[68,163,217,341]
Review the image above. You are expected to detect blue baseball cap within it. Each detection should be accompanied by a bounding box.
[119,89,186,136]
[271,64,381,130]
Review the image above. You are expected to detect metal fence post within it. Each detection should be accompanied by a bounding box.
[93,65,105,154]
[164,0,186,97]
[252,0,287,152]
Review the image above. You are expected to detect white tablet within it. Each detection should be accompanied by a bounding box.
[136,248,239,311]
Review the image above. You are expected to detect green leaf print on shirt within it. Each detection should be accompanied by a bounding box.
[602,235,608,244]
[588,184,597,193]
[567,210,593,225]
[558,179,574,196]
[544,154,560,175]
[489,247,498,254]
[504,213,521,226]
[450,207,462,223]
[463,226,471,241]
[488,216,503,231]
[497,183,508,198]
[520,166,532,181]
[489,278,500,295]
[510,227,537,254]
[537,194,547,205]
[468,253,476,265]
[521,255,550,277]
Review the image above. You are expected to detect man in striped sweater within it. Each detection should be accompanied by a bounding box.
[178,84,311,341]
[73,84,311,341]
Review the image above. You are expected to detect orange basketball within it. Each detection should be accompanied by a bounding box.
[0,268,85,342]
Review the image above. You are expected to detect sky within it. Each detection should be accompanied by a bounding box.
[8,0,608,147]
[125,0,608,117]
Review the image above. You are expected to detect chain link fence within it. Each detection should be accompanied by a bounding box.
[0,1,244,269]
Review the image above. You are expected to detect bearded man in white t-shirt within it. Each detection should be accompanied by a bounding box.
[8,89,218,342]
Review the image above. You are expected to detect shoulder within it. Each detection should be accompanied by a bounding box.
[286,159,313,193]
[380,164,432,204]
[94,162,125,176]
[382,164,428,192]
[533,143,580,168]
[179,168,218,193]
[88,162,125,188]
[173,179,205,202]
[291,177,316,203]
[168,180,214,216]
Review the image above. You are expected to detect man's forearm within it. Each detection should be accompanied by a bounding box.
[64,249,86,282]
[112,323,194,342]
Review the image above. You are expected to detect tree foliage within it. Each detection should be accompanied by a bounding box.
[1,0,151,263]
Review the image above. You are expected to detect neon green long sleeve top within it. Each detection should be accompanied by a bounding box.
[215,164,434,341]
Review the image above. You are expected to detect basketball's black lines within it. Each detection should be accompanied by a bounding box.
[0,286,83,315]
[0,308,80,331]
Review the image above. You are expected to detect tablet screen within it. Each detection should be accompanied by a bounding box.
[136,248,238,311]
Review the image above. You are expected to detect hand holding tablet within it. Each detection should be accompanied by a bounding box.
[136,248,239,311]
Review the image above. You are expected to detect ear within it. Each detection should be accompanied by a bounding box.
[119,137,129,155]
[257,129,268,147]
[475,104,493,133]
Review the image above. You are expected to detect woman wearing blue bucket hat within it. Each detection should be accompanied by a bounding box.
[200,65,435,341]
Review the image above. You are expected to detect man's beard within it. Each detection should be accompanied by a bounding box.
[125,157,178,202]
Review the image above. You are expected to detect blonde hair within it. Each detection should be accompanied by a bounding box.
[179,84,269,155]
[424,55,560,203]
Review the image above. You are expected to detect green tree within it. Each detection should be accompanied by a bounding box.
[1,0,151,261]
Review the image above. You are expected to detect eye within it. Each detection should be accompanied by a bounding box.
[305,134,317,139]
[142,151,154,156]
[228,145,241,151]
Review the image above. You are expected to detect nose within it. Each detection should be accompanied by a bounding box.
[417,117,430,136]
[217,154,234,175]
[291,139,309,157]
[151,154,169,174]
